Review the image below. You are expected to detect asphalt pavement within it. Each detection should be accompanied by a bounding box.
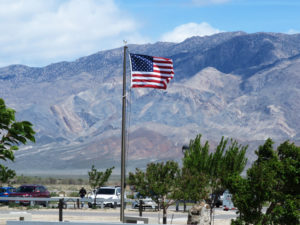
[0,205,238,221]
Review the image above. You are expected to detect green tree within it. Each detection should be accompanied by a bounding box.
[129,161,180,224]
[178,135,210,203]
[181,135,247,224]
[227,139,300,225]
[88,165,115,207]
[0,165,16,185]
[0,98,35,184]
[88,165,114,190]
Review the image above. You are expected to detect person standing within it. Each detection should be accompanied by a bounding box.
[79,187,87,208]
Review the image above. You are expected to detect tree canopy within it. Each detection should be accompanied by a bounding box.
[129,161,180,224]
[0,165,16,185]
[181,135,247,201]
[180,135,247,224]
[227,139,300,225]
[0,98,35,184]
[88,165,114,190]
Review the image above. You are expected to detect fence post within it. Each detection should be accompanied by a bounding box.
[59,198,64,221]
[77,199,80,208]
[139,200,143,217]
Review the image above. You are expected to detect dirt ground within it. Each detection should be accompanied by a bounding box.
[0,206,235,225]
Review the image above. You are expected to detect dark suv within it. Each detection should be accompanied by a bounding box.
[9,185,50,206]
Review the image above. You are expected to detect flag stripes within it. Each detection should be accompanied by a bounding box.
[130,53,174,89]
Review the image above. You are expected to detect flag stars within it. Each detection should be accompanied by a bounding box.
[130,54,153,72]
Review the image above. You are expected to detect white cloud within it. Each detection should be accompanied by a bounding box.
[0,0,147,67]
[286,29,299,34]
[192,0,232,6]
[161,22,222,43]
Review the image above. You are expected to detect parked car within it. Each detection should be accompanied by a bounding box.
[88,186,124,208]
[9,185,50,206]
[0,187,16,203]
[132,197,158,210]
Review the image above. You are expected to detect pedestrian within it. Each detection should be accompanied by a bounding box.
[79,187,87,208]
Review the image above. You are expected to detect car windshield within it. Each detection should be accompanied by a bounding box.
[97,188,115,195]
[16,186,35,193]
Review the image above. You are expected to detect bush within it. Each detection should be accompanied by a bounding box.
[8,202,18,208]
[69,192,79,197]
[50,192,59,197]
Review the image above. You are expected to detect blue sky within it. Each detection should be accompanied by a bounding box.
[0,0,299,67]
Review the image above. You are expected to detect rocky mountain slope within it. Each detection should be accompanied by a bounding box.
[1,32,300,175]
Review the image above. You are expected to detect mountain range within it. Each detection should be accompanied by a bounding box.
[1,31,300,176]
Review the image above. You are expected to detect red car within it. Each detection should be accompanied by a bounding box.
[9,185,50,206]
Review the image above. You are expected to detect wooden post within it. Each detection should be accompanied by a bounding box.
[59,198,64,221]
[139,200,143,217]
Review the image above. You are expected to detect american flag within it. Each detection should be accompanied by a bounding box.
[129,53,174,89]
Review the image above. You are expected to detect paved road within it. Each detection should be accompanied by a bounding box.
[0,207,238,221]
